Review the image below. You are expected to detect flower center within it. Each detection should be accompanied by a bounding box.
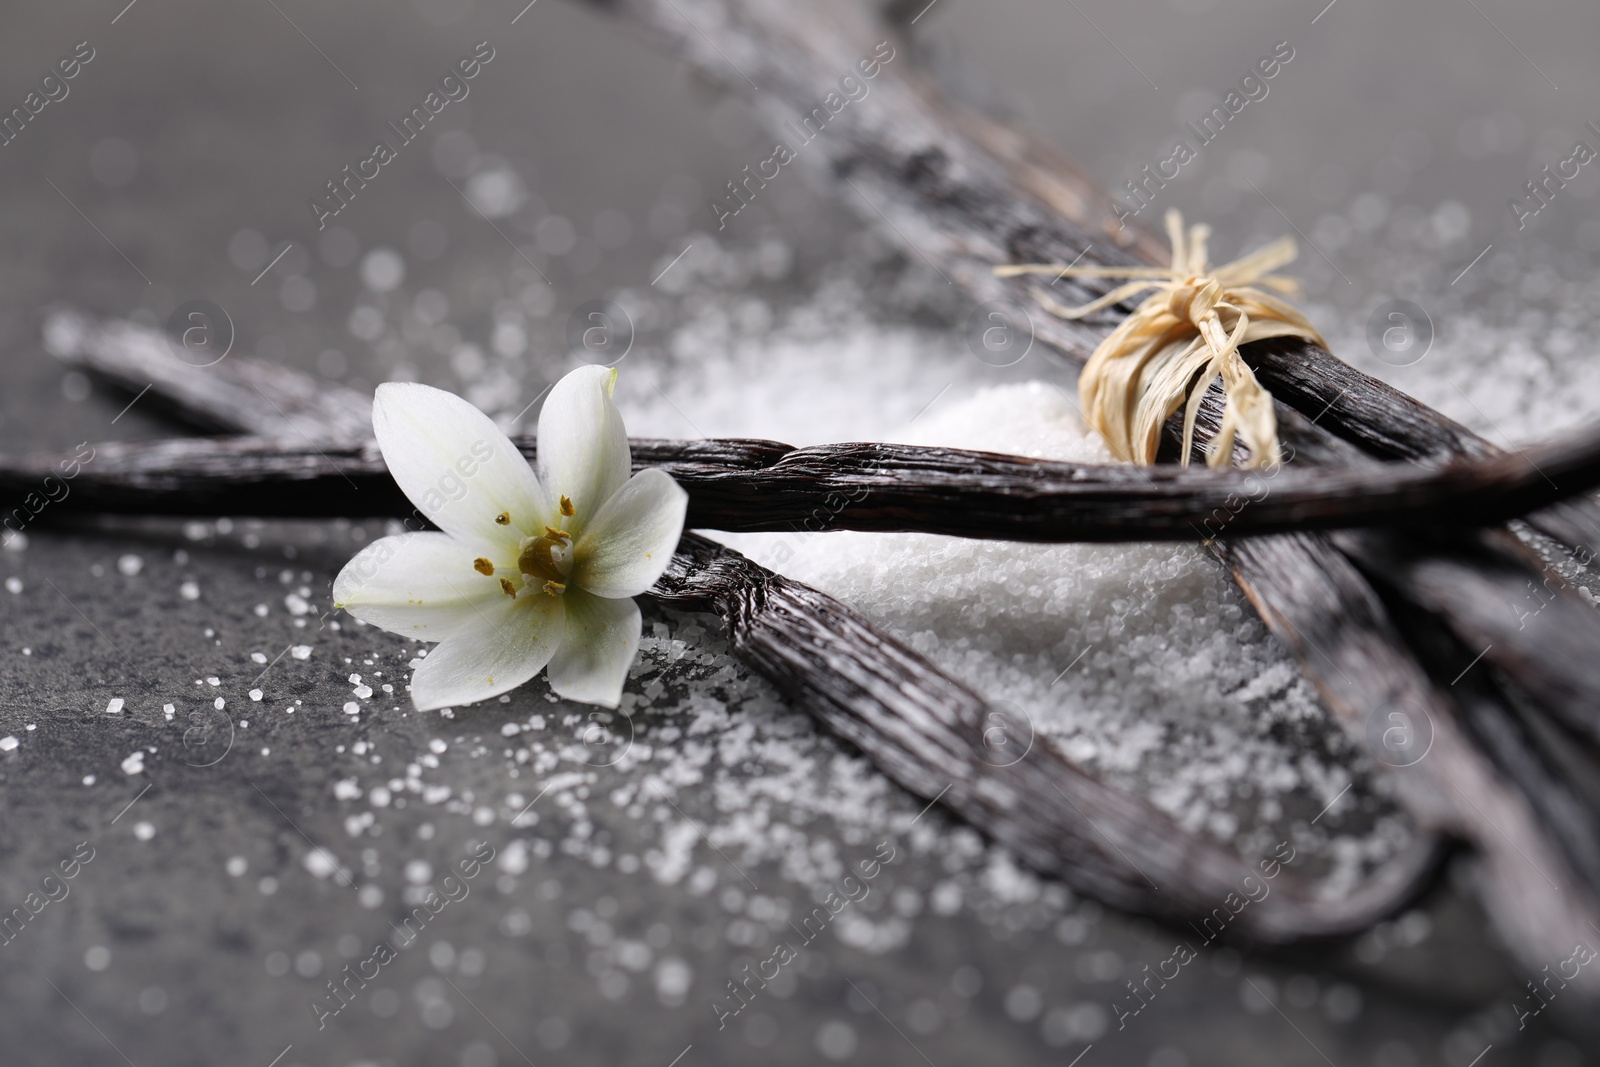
[518,527,573,596]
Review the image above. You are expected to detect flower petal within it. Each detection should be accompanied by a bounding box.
[373,381,551,553]
[333,532,506,641]
[410,592,564,711]
[537,366,630,536]
[546,589,641,708]
[572,468,688,599]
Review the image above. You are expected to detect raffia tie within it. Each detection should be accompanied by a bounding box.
[995,210,1327,470]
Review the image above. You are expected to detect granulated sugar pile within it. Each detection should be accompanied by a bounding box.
[714,383,1378,855]
[613,278,1402,885]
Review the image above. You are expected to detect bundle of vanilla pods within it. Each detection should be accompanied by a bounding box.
[9,0,1600,1035]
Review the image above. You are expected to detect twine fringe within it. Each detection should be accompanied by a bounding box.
[996,210,1327,469]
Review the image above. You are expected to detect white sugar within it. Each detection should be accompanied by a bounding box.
[303,850,339,879]
[716,382,1379,852]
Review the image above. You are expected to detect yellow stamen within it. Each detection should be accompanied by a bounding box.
[473,558,494,576]
[495,512,511,525]
[500,578,516,597]
[544,526,571,544]
[544,581,565,596]
[560,496,575,517]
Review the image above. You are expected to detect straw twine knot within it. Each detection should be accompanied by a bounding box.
[996,209,1327,470]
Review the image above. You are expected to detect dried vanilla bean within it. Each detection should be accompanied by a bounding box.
[44,311,373,442]
[10,426,1600,541]
[654,533,1444,942]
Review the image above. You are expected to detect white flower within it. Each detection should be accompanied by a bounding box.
[333,367,688,710]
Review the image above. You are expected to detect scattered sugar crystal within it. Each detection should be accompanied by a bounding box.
[179,580,200,600]
[117,554,144,576]
[303,850,338,879]
[343,702,360,714]
[290,645,312,660]
[213,697,225,710]
[133,821,155,841]
[250,652,268,664]
[226,856,248,877]
[249,689,263,702]
[253,604,269,617]
[4,577,20,594]
[105,698,125,715]
[285,593,311,615]
[82,774,95,786]
[121,751,145,775]
[0,736,18,752]
[163,704,175,721]
[353,685,373,699]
